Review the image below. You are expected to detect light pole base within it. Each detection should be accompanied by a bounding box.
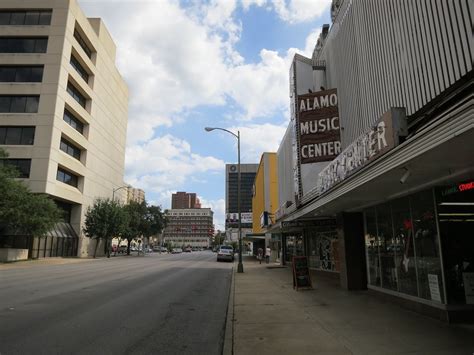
[237,262,244,273]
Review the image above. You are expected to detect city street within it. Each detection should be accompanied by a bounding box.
[0,251,232,355]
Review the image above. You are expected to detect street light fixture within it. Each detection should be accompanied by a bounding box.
[112,185,129,201]
[205,126,243,273]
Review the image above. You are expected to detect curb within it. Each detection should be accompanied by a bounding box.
[223,264,235,355]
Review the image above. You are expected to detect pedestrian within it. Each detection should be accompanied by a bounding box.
[257,247,263,264]
[265,246,271,264]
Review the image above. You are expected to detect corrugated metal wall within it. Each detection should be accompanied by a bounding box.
[318,0,473,148]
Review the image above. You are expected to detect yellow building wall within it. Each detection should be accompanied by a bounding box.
[252,153,278,234]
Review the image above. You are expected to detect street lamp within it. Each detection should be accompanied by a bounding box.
[205,127,243,273]
[112,185,129,201]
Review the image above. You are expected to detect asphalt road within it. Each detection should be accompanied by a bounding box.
[0,251,233,355]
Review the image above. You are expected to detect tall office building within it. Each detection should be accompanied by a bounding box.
[0,0,128,258]
[171,191,200,209]
[127,187,145,204]
[225,163,258,241]
[162,208,213,249]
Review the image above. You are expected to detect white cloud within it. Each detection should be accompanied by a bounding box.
[242,0,331,24]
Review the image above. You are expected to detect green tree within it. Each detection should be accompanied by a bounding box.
[83,198,127,258]
[0,149,61,238]
[122,201,147,255]
[122,201,167,255]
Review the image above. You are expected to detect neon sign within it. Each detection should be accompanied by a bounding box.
[459,181,474,192]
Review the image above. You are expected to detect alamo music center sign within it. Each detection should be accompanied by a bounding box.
[297,88,341,164]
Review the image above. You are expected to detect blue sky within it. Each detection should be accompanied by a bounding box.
[78,0,332,230]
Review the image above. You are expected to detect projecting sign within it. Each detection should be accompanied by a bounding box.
[318,107,407,194]
[297,88,341,164]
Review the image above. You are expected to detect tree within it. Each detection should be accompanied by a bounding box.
[122,201,167,256]
[143,204,167,240]
[0,148,61,238]
[83,198,127,258]
[122,201,147,255]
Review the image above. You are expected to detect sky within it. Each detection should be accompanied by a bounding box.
[78,0,332,231]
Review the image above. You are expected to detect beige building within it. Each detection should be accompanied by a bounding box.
[0,0,128,257]
[127,186,145,204]
[163,208,213,249]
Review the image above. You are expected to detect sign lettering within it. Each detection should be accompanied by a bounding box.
[297,89,341,164]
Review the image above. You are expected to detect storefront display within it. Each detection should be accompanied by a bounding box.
[363,189,444,303]
[307,228,339,272]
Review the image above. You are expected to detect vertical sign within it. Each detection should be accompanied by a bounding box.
[297,89,341,164]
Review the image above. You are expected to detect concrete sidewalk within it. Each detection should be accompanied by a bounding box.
[226,256,474,355]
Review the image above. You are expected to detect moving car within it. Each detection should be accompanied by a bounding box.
[217,245,234,262]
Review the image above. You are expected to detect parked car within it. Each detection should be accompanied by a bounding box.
[184,247,192,253]
[217,245,234,262]
[152,246,161,252]
[117,245,128,254]
[171,248,183,254]
[160,247,168,253]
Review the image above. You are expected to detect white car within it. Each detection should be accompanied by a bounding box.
[217,246,234,262]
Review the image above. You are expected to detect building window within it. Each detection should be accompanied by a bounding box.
[73,28,92,58]
[63,109,84,134]
[67,83,86,108]
[0,37,48,53]
[60,137,81,160]
[0,158,31,178]
[70,55,89,83]
[0,96,39,113]
[0,10,52,26]
[0,126,35,145]
[56,167,78,187]
[0,65,44,82]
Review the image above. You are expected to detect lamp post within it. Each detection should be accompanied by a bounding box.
[205,127,243,273]
[112,185,129,201]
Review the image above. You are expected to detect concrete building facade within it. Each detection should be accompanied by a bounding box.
[0,0,128,258]
[273,0,473,322]
[127,187,145,204]
[162,208,213,249]
[171,191,201,209]
[225,163,258,242]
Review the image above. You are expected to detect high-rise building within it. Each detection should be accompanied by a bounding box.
[171,191,200,209]
[225,163,258,242]
[0,0,128,258]
[162,208,213,248]
[127,187,145,204]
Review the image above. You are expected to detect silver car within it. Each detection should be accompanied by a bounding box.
[217,246,234,262]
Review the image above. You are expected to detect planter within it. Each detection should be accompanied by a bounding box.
[0,248,29,262]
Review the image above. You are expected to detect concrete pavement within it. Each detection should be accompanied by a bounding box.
[0,251,232,355]
[226,256,474,355]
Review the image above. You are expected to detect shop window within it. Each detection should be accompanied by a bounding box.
[307,229,339,272]
[411,190,443,303]
[284,234,304,263]
[377,203,398,291]
[365,208,381,286]
[392,197,417,296]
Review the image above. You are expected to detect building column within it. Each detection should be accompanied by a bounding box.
[337,212,367,290]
